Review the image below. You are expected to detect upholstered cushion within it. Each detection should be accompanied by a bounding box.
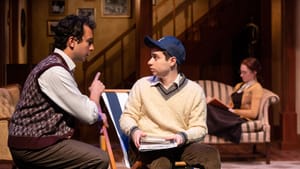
[0,88,14,119]
[241,120,263,132]
[0,120,12,160]
[0,84,20,161]
[196,80,233,104]
[203,130,268,144]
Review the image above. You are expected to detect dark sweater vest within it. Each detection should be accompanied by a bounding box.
[8,53,75,150]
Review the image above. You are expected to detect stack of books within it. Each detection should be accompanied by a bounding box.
[139,136,178,152]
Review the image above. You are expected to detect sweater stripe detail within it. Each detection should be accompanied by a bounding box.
[155,75,188,100]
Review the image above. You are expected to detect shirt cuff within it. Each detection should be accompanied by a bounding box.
[178,131,188,144]
[129,126,139,137]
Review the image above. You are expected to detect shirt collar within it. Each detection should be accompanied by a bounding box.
[54,48,76,71]
[237,80,257,93]
[150,74,182,87]
[244,80,257,88]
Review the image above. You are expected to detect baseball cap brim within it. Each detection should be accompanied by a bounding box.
[144,36,166,51]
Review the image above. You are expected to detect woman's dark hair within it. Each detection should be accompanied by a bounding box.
[241,57,263,83]
[52,14,96,50]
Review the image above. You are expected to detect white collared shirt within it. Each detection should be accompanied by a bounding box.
[150,74,182,88]
[38,48,99,124]
[237,80,257,93]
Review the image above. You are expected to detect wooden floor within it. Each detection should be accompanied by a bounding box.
[216,142,300,161]
[1,142,299,169]
[111,141,300,162]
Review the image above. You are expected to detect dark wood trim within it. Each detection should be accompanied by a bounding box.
[280,0,299,149]
[0,0,6,86]
[9,0,19,63]
[27,0,32,65]
[260,0,272,89]
[135,0,152,78]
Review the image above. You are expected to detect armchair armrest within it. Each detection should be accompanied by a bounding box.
[0,84,20,120]
[4,84,21,107]
[258,88,280,126]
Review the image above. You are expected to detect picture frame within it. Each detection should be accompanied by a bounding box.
[101,0,131,18]
[47,20,59,36]
[49,0,67,16]
[77,8,96,22]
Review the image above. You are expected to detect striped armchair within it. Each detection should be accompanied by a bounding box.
[196,80,280,164]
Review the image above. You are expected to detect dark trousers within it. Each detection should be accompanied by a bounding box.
[207,104,246,143]
[10,139,109,169]
[130,141,221,169]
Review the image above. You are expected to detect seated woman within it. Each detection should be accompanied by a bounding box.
[206,57,263,143]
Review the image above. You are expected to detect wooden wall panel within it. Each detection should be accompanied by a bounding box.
[281,0,299,149]
[0,0,5,86]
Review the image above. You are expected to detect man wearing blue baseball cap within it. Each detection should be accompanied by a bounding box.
[120,35,221,169]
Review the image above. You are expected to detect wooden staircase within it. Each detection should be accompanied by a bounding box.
[82,0,263,90]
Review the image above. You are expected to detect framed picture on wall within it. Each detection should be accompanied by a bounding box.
[47,20,59,36]
[77,8,96,22]
[49,0,67,16]
[101,0,131,18]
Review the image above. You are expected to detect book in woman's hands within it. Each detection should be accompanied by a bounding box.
[139,136,178,152]
[207,97,229,110]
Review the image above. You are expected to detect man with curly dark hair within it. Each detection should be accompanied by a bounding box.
[8,15,109,169]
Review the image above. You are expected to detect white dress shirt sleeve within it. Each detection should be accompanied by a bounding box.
[38,66,99,125]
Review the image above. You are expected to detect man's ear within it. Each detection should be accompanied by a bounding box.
[70,42,74,48]
[67,36,76,49]
[170,56,177,65]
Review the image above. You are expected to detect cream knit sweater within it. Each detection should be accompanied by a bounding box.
[120,76,207,143]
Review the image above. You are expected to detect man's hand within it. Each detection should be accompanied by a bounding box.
[99,112,109,128]
[89,72,105,103]
[228,108,236,114]
[132,129,146,148]
[166,134,184,145]
[89,72,108,128]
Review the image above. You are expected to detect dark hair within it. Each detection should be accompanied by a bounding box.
[162,51,181,72]
[241,57,262,83]
[52,14,96,50]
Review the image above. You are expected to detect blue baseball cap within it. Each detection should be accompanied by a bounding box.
[144,35,186,65]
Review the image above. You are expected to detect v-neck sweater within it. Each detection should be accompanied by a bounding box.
[120,76,207,143]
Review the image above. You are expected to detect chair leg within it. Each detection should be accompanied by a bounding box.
[252,144,257,154]
[11,161,17,169]
[12,165,17,169]
[252,143,271,164]
[265,143,271,164]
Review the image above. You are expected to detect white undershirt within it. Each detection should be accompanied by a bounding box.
[38,48,99,125]
[237,80,256,93]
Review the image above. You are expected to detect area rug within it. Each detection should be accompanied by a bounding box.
[221,161,300,169]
